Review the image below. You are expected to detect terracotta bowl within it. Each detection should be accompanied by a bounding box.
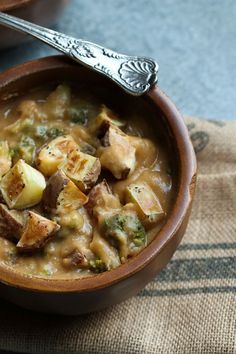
[0,56,196,315]
[0,0,69,49]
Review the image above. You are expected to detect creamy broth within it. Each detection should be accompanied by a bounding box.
[0,84,174,279]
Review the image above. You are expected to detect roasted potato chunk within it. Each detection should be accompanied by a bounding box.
[126,183,165,223]
[0,203,25,241]
[0,159,46,209]
[97,126,136,179]
[43,170,88,214]
[0,141,12,179]
[60,149,101,192]
[17,211,60,251]
[35,135,78,176]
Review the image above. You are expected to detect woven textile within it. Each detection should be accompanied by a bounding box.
[0,117,235,354]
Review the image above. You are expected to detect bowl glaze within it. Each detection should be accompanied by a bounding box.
[0,56,196,315]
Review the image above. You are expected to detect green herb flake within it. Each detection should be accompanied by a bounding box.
[34,126,47,138]
[89,259,106,273]
[69,107,88,125]
[16,135,36,164]
[46,127,65,139]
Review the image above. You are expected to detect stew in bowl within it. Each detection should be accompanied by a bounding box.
[0,83,174,279]
[0,56,196,314]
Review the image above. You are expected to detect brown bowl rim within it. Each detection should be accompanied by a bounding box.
[0,56,196,293]
[0,0,33,11]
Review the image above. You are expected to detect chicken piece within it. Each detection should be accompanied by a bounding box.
[129,136,158,168]
[44,84,71,120]
[86,179,121,218]
[89,105,126,136]
[4,100,44,134]
[103,211,147,260]
[97,126,136,179]
[90,228,120,270]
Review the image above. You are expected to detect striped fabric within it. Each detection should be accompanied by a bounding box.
[0,117,235,354]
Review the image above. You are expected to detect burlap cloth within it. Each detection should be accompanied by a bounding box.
[0,117,235,354]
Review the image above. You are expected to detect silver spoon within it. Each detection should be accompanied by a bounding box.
[0,11,158,96]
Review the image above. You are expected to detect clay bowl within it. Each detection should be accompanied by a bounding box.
[0,0,69,49]
[0,56,196,315]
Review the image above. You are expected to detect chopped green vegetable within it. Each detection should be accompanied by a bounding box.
[46,127,65,139]
[17,136,36,165]
[34,126,66,142]
[90,228,121,270]
[103,213,147,251]
[9,147,17,158]
[104,214,127,233]
[89,259,107,273]
[68,107,88,125]
[133,225,146,246]
[34,126,48,138]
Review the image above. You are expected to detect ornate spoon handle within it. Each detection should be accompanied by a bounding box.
[0,11,158,95]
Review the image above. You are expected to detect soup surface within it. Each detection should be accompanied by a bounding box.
[0,84,174,279]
